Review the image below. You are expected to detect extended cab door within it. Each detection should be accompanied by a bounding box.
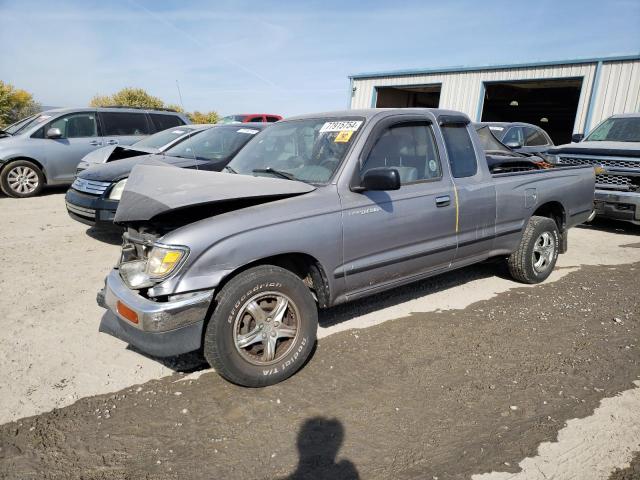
[439,117,497,265]
[339,117,457,296]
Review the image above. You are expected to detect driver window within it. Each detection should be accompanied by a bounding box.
[48,113,97,138]
[361,123,442,184]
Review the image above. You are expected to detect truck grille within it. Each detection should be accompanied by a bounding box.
[557,155,639,192]
[71,177,112,196]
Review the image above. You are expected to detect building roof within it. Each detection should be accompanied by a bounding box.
[349,54,640,80]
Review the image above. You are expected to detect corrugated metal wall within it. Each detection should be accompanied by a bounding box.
[350,58,640,133]
[588,59,640,130]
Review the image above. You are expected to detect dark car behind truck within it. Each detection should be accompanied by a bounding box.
[97,108,595,387]
[65,124,267,227]
[549,114,640,225]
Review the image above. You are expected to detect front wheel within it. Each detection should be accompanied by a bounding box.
[204,265,318,387]
[507,216,559,284]
[1,160,45,198]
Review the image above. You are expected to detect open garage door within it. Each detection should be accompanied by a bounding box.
[375,85,441,108]
[481,78,583,144]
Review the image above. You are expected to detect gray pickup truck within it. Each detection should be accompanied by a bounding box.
[549,113,640,225]
[97,108,595,387]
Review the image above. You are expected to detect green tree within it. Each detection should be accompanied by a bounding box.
[0,81,41,127]
[188,110,220,124]
[90,87,219,124]
[89,87,164,109]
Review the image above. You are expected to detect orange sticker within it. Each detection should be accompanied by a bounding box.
[334,130,353,143]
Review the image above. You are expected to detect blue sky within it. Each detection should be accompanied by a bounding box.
[0,0,638,116]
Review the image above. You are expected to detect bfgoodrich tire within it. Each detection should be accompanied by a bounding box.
[1,160,45,198]
[203,265,318,387]
[507,216,560,284]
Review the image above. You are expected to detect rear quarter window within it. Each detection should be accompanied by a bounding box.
[99,112,150,136]
[441,124,477,178]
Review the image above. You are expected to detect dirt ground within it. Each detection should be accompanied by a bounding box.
[1,191,639,479]
[2,190,640,427]
[1,258,639,479]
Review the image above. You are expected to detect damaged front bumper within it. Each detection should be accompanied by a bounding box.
[98,269,213,357]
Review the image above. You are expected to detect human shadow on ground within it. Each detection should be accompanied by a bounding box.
[284,417,359,480]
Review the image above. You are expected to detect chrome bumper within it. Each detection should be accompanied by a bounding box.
[594,189,640,224]
[102,269,213,332]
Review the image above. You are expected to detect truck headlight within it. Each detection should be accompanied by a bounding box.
[146,246,188,278]
[109,178,128,200]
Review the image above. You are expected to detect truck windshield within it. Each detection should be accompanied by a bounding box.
[227,117,365,184]
[586,117,640,142]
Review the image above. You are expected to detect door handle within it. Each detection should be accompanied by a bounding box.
[89,140,102,146]
[105,139,119,145]
[435,195,451,207]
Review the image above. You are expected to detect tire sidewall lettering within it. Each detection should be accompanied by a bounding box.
[226,282,283,324]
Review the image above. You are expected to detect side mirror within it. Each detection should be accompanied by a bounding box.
[360,167,401,191]
[571,133,584,143]
[46,127,62,139]
[505,141,522,149]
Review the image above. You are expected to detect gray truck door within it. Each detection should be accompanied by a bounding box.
[440,122,497,264]
[339,120,457,294]
[42,111,102,183]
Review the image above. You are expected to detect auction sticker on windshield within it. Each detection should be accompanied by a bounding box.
[334,131,354,143]
[237,128,260,135]
[320,120,362,133]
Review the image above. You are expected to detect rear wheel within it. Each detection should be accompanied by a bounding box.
[203,265,318,387]
[1,160,45,198]
[508,216,559,284]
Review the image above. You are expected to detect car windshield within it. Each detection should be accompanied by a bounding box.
[133,127,197,150]
[164,126,260,162]
[475,125,512,153]
[5,113,51,135]
[219,115,246,124]
[227,117,365,184]
[586,117,640,142]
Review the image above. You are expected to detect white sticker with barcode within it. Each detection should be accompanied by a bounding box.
[237,128,260,134]
[319,121,362,133]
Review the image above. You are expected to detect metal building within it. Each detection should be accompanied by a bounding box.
[348,54,640,144]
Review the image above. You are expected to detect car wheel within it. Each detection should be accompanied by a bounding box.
[203,265,318,387]
[507,215,559,284]
[1,160,45,198]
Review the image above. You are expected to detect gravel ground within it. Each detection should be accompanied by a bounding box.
[1,191,639,479]
[2,191,640,427]
[1,260,639,479]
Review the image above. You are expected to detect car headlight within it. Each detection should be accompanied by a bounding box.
[108,178,128,200]
[146,245,189,278]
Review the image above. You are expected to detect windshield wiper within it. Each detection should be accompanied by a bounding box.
[223,165,237,174]
[252,167,296,180]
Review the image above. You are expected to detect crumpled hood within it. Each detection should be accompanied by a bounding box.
[114,159,316,224]
[550,141,640,158]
